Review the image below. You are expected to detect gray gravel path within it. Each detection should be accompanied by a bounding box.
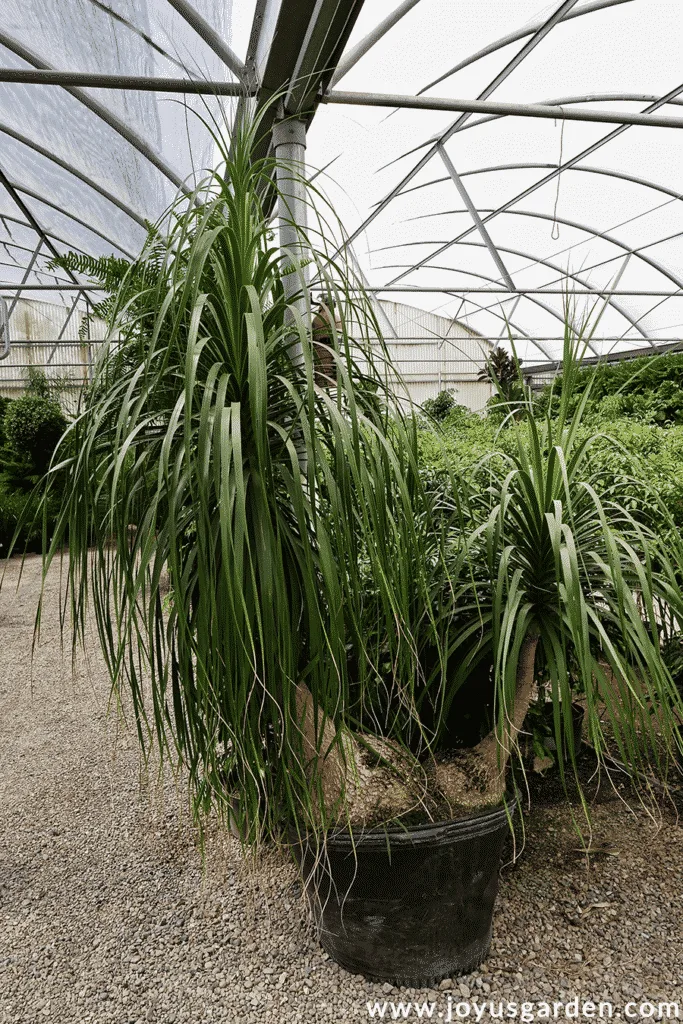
[2,556,683,1023]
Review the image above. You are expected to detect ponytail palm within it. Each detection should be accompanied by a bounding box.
[436,322,683,809]
[43,118,438,842]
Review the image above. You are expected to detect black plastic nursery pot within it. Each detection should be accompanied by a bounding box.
[291,796,516,987]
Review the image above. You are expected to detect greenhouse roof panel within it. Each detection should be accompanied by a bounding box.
[0,0,681,362]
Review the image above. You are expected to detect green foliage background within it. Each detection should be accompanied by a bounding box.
[537,350,683,424]
[419,366,683,536]
[0,370,65,552]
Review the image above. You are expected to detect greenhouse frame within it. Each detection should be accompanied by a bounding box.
[0,0,682,404]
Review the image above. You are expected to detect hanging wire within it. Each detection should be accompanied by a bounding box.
[551,110,566,240]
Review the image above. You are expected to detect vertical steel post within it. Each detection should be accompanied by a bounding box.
[272,118,308,366]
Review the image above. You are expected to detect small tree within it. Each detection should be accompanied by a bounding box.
[422,389,458,422]
[478,345,523,403]
[42,115,440,843]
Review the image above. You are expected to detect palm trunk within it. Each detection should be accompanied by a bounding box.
[435,633,540,810]
[295,633,540,824]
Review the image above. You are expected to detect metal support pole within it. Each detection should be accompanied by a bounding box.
[0,296,10,360]
[6,239,44,320]
[438,144,516,291]
[272,118,309,366]
[330,0,423,87]
[46,293,81,367]
[324,89,683,130]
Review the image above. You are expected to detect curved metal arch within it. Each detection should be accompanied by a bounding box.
[386,83,683,286]
[374,263,559,360]
[383,159,683,292]
[379,280,550,358]
[9,181,137,259]
[330,0,423,87]
[0,121,147,229]
[414,0,634,97]
[0,30,189,194]
[0,209,99,264]
[164,0,246,84]
[379,92,683,173]
[389,205,683,295]
[0,254,73,277]
[84,0,201,79]
[454,240,668,334]
[452,241,643,353]
[388,161,683,212]
[342,0,585,251]
[374,249,643,348]
[389,209,683,313]
[0,233,88,265]
[375,230,662,342]
[6,123,151,230]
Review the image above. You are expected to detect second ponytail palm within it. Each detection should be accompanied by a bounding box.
[435,324,683,809]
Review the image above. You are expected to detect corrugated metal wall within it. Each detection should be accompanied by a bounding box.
[0,298,106,405]
[375,301,494,411]
[1,297,495,413]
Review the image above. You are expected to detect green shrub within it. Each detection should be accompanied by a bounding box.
[419,401,683,534]
[538,350,683,423]
[0,483,53,554]
[418,405,497,477]
[422,389,459,422]
[2,392,66,478]
[577,417,683,531]
[0,396,12,450]
[0,371,67,553]
[662,633,683,695]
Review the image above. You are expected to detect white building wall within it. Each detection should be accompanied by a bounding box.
[0,298,106,401]
[2,297,496,414]
[376,300,494,412]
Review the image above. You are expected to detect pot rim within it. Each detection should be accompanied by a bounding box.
[293,793,518,852]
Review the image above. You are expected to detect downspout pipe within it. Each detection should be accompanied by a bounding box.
[272,118,309,368]
[0,297,10,360]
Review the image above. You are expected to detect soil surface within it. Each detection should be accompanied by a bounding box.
[1,556,683,1023]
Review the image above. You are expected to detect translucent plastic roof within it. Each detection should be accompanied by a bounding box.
[1,0,682,363]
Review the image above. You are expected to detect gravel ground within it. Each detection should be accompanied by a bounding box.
[2,555,683,1024]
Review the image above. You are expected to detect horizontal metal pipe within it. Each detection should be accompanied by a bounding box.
[3,283,681,299]
[4,72,683,131]
[0,283,105,290]
[325,89,683,130]
[360,288,681,296]
[0,341,103,346]
[4,282,679,296]
[405,344,683,348]
[0,70,249,94]
[2,342,679,350]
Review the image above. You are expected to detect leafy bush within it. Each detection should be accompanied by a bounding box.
[0,484,50,554]
[432,329,683,806]
[419,399,683,535]
[538,350,683,424]
[3,393,67,478]
[418,404,497,477]
[422,389,459,422]
[0,371,66,552]
[0,395,12,450]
